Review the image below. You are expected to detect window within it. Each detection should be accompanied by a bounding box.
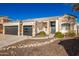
[61,23,70,30]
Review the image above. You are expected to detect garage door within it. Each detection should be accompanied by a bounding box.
[5,26,18,35]
[23,26,32,36]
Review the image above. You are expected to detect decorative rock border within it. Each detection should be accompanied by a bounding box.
[0,38,56,51]
[0,35,77,51]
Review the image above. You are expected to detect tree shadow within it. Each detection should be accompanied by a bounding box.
[59,37,79,56]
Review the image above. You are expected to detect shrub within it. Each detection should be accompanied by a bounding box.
[38,31,46,37]
[55,32,64,38]
[65,30,76,37]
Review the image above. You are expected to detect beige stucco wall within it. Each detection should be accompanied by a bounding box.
[36,26,48,34]
[36,20,51,35]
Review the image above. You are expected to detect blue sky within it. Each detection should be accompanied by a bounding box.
[0,3,79,22]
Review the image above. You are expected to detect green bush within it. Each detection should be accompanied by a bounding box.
[55,32,64,38]
[38,31,46,37]
[65,30,76,37]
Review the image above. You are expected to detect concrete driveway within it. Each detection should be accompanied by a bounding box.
[0,34,31,48]
[0,34,54,48]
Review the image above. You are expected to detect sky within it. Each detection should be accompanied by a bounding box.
[0,3,79,22]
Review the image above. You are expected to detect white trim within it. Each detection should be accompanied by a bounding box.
[56,20,59,32]
[23,22,35,25]
[3,22,20,26]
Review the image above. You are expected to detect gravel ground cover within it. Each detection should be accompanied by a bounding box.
[0,39,67,56]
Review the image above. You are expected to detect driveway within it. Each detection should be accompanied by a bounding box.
[0,34,54,48]
[0,34,31,48]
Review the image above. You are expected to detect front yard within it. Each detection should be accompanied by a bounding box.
[0,32,79,56]
[0,38,68,56]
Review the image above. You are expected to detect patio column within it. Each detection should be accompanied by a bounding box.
[56,20,59,32]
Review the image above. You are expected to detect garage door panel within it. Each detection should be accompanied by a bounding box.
[23,26,32,36]
[5,26,18,35]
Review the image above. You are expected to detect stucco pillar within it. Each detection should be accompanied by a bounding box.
[21,25,23,36]
[32,24,36,37]
[18,24,20,36]
[74,24,77,35]
[56,20,59,32]
[47,21,50,35]
[3,26,5,35]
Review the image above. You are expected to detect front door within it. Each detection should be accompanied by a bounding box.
[50,22,56,33]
